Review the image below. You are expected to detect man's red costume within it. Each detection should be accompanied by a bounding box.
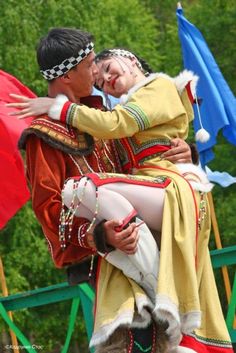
[19,97,119,268]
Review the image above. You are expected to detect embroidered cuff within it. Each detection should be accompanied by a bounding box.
[78,222,94,249]
[48,94,69,121]
[93,220,115,254]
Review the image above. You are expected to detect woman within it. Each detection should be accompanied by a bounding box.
[8,49,231,353]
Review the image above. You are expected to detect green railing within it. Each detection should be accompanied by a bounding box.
[210,245,236,343]
[0,245,236,352]
[0,282,95,353]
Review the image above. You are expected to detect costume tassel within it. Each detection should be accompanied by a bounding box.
[195,128,210,143]
[194,90,210,143]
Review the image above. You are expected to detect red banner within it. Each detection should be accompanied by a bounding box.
[0,70,36,229]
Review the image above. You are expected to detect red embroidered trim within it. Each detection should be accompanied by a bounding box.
[186,81,194,104]
[61,101,72,123]
[31,117,76,138]
[127,329,134,353]
[180,334,234,353]
[77,173,171,189]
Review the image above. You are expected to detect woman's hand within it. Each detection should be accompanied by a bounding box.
[6,94,55,119]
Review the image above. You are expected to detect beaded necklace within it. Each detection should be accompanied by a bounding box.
[59,177,99,249]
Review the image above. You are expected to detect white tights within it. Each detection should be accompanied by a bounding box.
[63,177,166,301]
[63,177,165,231]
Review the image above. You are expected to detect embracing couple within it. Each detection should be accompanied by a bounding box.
[8,27,233,353]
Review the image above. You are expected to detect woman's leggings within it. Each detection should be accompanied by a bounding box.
[63,177,166,301]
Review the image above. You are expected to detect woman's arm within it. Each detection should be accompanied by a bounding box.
[8,78,188,139]
[8,93,140,139]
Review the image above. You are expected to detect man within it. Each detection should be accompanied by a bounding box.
[18,28,204,353]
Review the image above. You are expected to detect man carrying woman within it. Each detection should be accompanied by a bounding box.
[9,28,233,353]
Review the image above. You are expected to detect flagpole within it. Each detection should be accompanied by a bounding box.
[177,2,182,9]
[207,193,232,302]
[0,256,20,353]
[208,192,236,328]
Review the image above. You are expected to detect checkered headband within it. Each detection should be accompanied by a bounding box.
[40,42,94,80]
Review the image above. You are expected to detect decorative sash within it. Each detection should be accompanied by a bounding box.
[18,116,94,155]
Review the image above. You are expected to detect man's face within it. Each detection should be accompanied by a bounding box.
[69,51,98,98]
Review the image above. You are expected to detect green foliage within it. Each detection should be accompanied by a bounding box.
[81,0,162,70]
[0,202,89,351]
[209,139,236,247]
[0,0,161,96]
[141,0,183,74]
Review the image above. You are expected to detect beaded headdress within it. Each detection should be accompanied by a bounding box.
[40,42,94,81]
[95,48,144,72]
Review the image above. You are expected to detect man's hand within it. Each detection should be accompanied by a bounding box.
[104,220,139,254]
[162,138,192,164]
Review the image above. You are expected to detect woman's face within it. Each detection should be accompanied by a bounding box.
[95,56,136,97]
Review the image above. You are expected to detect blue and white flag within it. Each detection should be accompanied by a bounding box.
[176,5,236,166]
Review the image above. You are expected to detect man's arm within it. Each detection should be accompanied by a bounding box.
[25,135,95,268]
[162,138,198,164]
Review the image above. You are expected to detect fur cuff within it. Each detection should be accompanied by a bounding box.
[48,94,69,120]
[174,70,199,98]
[176,163,214,192]
[93,220,115,254]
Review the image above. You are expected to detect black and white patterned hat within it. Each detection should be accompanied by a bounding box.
[40,42,94,80]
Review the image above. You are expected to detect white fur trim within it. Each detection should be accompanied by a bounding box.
[90,293,153,348]
[180,310,201,334]
[89,309,135,348]
[176,163,214,192]
[48,94,69,120]
[153,294,201,351]
[173,70,198,97]
[153,294,182,349]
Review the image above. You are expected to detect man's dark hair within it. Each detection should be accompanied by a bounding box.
[37,27,94,71]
